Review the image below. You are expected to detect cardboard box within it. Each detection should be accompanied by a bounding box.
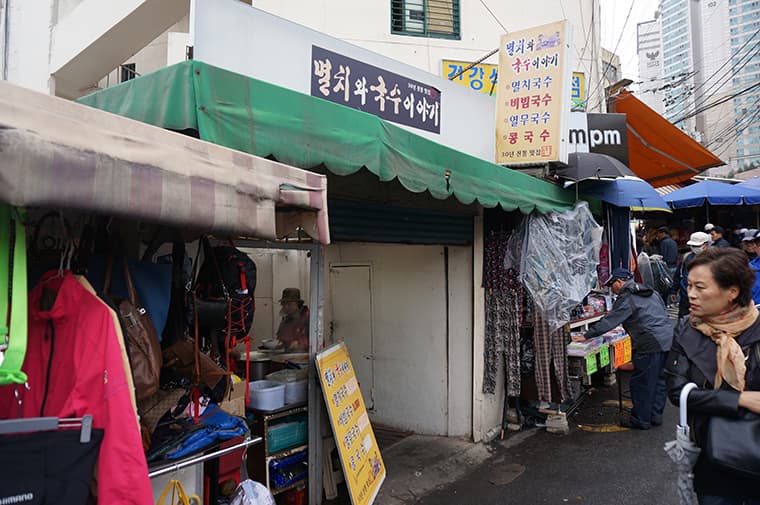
[220,381,246,417]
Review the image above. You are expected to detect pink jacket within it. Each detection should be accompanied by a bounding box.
[0,271,153,504]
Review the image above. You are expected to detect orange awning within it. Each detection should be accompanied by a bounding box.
[608,90,723,188]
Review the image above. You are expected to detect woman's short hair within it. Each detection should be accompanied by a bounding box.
[686,247,755,306]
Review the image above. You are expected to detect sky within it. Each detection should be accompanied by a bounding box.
[598,0,661,82]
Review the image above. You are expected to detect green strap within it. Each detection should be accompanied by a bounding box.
[0,207,28,385]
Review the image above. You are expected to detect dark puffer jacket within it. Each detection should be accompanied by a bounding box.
[585,280,672,354]
[665,315,760,498]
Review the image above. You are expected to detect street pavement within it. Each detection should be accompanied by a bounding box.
[415,384,680,505]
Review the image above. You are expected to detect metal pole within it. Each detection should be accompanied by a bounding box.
[148,437,261,478]
[308,244,325,505]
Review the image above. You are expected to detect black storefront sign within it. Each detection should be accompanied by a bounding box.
[310,46,441,134]
[586,113,628,166]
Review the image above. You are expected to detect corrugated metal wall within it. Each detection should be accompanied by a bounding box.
[328,199,473,245]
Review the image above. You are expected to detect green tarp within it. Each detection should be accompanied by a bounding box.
[78,61,574,214]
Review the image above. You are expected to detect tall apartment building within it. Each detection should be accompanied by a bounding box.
[646,0,760,175]
[726,0,760,172]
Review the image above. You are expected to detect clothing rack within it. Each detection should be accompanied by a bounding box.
[0,415,93,443]
[148,436,262,478]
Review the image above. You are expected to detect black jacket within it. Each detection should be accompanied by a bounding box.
[585,280,672,354]
[665,315,760,497]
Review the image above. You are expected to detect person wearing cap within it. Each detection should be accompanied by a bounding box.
[276,287,310,351]
[573,267,673,429]
[710,225,731,248]
[742,229,759,260]
[704,223,715,233]
[673,232,711,317]
[655,226,678,271]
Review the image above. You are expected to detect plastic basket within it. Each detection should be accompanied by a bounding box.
[268,420,308,454]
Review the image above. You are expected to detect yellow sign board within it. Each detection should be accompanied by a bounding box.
[316,343,385,505]
[495,20,572,165]
[571,71,585,110]
[442,59,499,95]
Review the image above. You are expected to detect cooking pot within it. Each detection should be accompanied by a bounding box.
[239,351,271,381]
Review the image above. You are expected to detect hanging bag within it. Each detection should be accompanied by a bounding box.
[104,256,163,402]
[156,479,201,505]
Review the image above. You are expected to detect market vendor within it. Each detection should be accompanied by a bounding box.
[572,267,672,429]
[276,288,309,351]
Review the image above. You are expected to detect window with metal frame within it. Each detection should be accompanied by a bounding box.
[391,0,460,39]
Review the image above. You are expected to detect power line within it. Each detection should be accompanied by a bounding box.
[666,28,760,120]
[670,79,760,124]
[479,0,508,33]
[586,0,636,111]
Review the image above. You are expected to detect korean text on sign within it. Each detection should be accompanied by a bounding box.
[442,59,498,95]
[312,45,441,134]
[316,343,386,505]
[495,20,571,165]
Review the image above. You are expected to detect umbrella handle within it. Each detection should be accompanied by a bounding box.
[680,382,699,426]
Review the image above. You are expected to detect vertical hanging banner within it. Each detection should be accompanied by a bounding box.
[495,20,573,165]
[316,343,385,505]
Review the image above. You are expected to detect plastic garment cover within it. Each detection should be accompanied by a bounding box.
[649,254,674,293]
[516,202,603,331]
[230,480,276,505]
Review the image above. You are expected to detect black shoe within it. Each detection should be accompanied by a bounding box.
[650,418,663,427]
[619,417,650,430]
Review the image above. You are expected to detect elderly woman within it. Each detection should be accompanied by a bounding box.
[666,248,760,505]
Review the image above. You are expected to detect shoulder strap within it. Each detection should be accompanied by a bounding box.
[0,207,28,386]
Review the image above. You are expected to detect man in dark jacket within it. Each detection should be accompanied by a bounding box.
[656,226,678,272]
[709,225,731,248]
[575,267,673,429]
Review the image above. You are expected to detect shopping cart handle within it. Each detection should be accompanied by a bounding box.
[679,382,699,427]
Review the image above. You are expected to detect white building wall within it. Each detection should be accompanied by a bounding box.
[250,0,605,112]
[2,0,53,92]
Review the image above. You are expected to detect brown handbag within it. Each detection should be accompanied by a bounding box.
[161,293,231,400]
[104,257,163,402]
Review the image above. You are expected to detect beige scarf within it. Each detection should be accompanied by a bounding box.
[690,303,758,391]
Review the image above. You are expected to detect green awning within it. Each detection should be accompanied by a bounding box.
[78,61,573,214]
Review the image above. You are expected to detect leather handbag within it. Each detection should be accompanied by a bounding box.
[704,409,760,478]
[104,257,163,402]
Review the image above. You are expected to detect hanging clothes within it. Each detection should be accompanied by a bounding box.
[483,232,521,396]
[533,310,572,403]
[0,271,153,505]
[608,206,631,271]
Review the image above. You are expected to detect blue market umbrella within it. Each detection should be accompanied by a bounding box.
[665,179,760,208]
[737,177,760,191]
[578,177,671,212]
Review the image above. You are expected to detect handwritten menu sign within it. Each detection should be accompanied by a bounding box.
[495,20,571,165]
[311,46,441,134]
[316,343,385,505]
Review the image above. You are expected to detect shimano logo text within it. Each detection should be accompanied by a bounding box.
[0,493,34,505]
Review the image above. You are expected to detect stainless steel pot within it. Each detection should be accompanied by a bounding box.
[238,351,272,381]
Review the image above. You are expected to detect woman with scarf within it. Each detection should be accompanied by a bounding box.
[666,247,760,505]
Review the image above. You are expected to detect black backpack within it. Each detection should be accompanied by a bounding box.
[195,244,256,341]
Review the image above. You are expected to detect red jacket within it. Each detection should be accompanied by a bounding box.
[0,271,152,504]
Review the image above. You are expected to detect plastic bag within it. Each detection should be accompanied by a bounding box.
[230,480,276,505]
[516,201,603,331]
[637,251,655,290]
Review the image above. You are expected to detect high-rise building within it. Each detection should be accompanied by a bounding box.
[725,0,760,172]
[648,0,760,175]
[660,0,700,138]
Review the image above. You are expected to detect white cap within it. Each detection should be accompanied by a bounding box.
[704,223,715,232]
[687,231,711,246]
[744,229,759,241]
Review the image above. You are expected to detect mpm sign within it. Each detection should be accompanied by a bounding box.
[567,112,629,166]
[568,127,622,148]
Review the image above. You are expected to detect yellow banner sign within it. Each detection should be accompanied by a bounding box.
[442,59,499,95]
[571,71,585,110]
[316,343,385,505]
[495,20,572,165]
